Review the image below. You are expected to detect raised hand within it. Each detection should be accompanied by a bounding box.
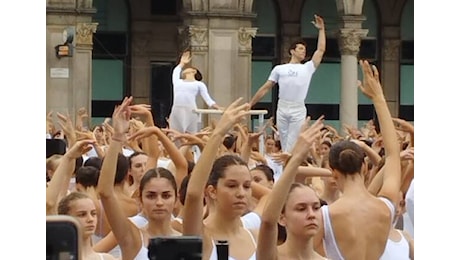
[76,130,96,141]
[214,97,251,136]
[47,111,55,134]
[128,125,161,142]
[291,115,325,158]
[174,133,206,147]
[77,107,89,118]
[129,104,151,117]
[311,14,325,30]
[57,112,77,146]
[112,96,133,137]
[271,152,292,165]
[65,139,95,159]
[358,60,384,100]
[180,50,192,65]
[57,112,74,135]
[392,118,414,133]
[103,121,114,136]
[129,118,146,135]
[400,147,414,161]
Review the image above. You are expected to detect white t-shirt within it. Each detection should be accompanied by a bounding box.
[268,61,316,103]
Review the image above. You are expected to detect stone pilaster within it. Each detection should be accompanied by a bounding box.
[71,22,98,127]
[237,27,257,99]
[337,15,368,133]
[381,26,401,117]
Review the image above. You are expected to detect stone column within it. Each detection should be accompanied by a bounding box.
[381,26,401,117]
[337,15,368,132]
[72,22,98,127]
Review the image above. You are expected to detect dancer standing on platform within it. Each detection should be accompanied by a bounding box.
[249,15,326,153]
[169,50,223,136]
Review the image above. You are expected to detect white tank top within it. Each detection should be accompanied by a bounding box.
[379,230,410,260]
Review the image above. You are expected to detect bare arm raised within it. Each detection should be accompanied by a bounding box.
[311,14,326,68]
[257,116,324,260]
[182,98,251,236]
[96,96,143,260]
[359,60,401,206]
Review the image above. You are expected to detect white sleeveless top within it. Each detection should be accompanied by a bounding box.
[379,230,410,260]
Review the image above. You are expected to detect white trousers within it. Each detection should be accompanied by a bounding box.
[276,99,306,153]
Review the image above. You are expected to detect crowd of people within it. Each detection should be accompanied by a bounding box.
[46,14,414,260]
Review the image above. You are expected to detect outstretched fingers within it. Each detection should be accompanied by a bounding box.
[128,128,152,141]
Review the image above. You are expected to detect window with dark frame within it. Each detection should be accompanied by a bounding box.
[401,40,414,64]
[92,32,127,59]
[252,36,276,58]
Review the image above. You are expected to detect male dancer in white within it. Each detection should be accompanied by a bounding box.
[169,51,222,135]
[249,14,326,153]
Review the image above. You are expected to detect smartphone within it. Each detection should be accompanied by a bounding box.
[148,236,202,260]
[46,215,81,260]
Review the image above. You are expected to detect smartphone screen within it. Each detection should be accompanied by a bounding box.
[148,236,202,260]
[46,216,81,260]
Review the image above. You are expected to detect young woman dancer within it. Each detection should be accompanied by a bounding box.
[169,50,222,136]
[314,60,402,260]
[182,98,259,260]
[97,97,181,260]
[257,116,328,260]
[57,192,116,260]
